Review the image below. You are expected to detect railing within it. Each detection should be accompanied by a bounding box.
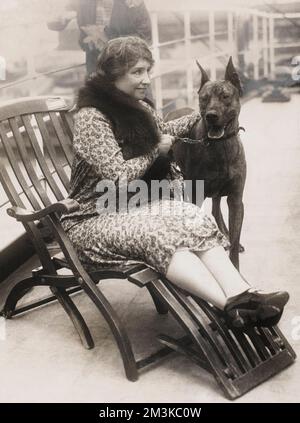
[1,6,300,108]
[149,6,300,113]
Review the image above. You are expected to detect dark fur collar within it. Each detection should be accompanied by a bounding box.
[77,74,160,159]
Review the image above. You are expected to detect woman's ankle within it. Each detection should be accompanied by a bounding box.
[225,288,250,307]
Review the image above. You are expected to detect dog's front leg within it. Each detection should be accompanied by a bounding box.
[227,193,244,270]
[212,196,229,237]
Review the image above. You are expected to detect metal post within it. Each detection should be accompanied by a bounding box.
[253,14,259,79]
[0,56,6,81]
[227,11,234,58]
[184,10,194,107]
[209,10,216,80]
[262,16,269,77]
[269,15,275,79]
[151,12,163,114]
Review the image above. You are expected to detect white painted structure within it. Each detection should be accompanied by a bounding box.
[0,5,299,111]
[148,6,300,112]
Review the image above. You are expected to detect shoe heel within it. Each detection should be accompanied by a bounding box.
[227,309,245,328]
[226,305,283,329]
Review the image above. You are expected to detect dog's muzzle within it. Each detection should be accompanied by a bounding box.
[205,112,225,139]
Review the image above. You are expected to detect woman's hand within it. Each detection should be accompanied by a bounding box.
[157,134,175,156]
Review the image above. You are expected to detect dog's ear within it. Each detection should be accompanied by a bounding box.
[225,57,243,96]
[196,60,210,92]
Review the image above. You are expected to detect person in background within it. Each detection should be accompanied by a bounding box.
[48,0,152,76]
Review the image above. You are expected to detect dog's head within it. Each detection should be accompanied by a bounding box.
[197,57,242,139]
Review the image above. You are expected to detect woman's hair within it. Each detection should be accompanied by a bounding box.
[96,36,154,81]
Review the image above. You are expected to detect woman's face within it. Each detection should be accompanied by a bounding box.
[114,59,152,100]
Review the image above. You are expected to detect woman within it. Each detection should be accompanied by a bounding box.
[61,36,289,328]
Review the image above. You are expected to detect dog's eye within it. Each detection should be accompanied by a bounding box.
[222,93,230,99]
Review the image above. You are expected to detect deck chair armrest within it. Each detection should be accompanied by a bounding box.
[7,199,80,222]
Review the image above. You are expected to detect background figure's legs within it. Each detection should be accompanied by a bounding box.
[166,249,227,309]
[195,246,250,298]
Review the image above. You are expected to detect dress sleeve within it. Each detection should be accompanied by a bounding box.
[146,105,200,137]
[73,108,158,182]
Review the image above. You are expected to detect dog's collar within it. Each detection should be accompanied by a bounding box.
[203,126,245,146]
[175,126,245,147]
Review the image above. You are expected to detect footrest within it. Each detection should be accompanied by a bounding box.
[148,278,296,400]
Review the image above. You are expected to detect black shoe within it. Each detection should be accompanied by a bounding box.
[225,288,289,311]
[225,304,283,329]
[259,309,283,327]
[224,288,289,329]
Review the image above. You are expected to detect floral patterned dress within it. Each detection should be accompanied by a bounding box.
[61,104,229,274]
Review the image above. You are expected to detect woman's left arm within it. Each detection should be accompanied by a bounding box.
[148,106,200,138]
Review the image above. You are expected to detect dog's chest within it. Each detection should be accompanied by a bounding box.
[186,140,244,196]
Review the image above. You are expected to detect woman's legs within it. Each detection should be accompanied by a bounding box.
[195,246,250,298]
[166,246,251,310]
[166,245,288,327]
[166,249,228,309]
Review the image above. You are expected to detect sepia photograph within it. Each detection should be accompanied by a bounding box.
[0,0,299,406]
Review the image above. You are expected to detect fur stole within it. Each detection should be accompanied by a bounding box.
[77,74,171,181]
[77,74,160,159]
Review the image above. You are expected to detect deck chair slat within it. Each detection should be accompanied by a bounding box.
[257,328,281,355]
[169,287,241,378]
[8,117,52,207]
[268,326,296,358]
[22,115,65,201]
[152,279,237,395]
[245,328,271,361]
[0,96,70,121]
[0,122,41,210]
[35,113,70,191]
[0,164,26,208]
[195,298,251,373]
[61,111,74,139]
[49,112,73,166]
[231,331,262,367]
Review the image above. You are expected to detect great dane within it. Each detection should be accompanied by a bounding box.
[171,57,246,270]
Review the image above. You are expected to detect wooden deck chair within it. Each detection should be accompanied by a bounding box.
[0,96,296,400]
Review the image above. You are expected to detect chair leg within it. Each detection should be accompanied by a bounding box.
[146,285,168,315]
[46,219,140,381]
[1,277,94,351]
[77,277,139,382]
[50,286,94,350]
[1,277,35,318]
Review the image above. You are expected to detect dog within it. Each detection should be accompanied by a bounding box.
[171,57,246,270]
